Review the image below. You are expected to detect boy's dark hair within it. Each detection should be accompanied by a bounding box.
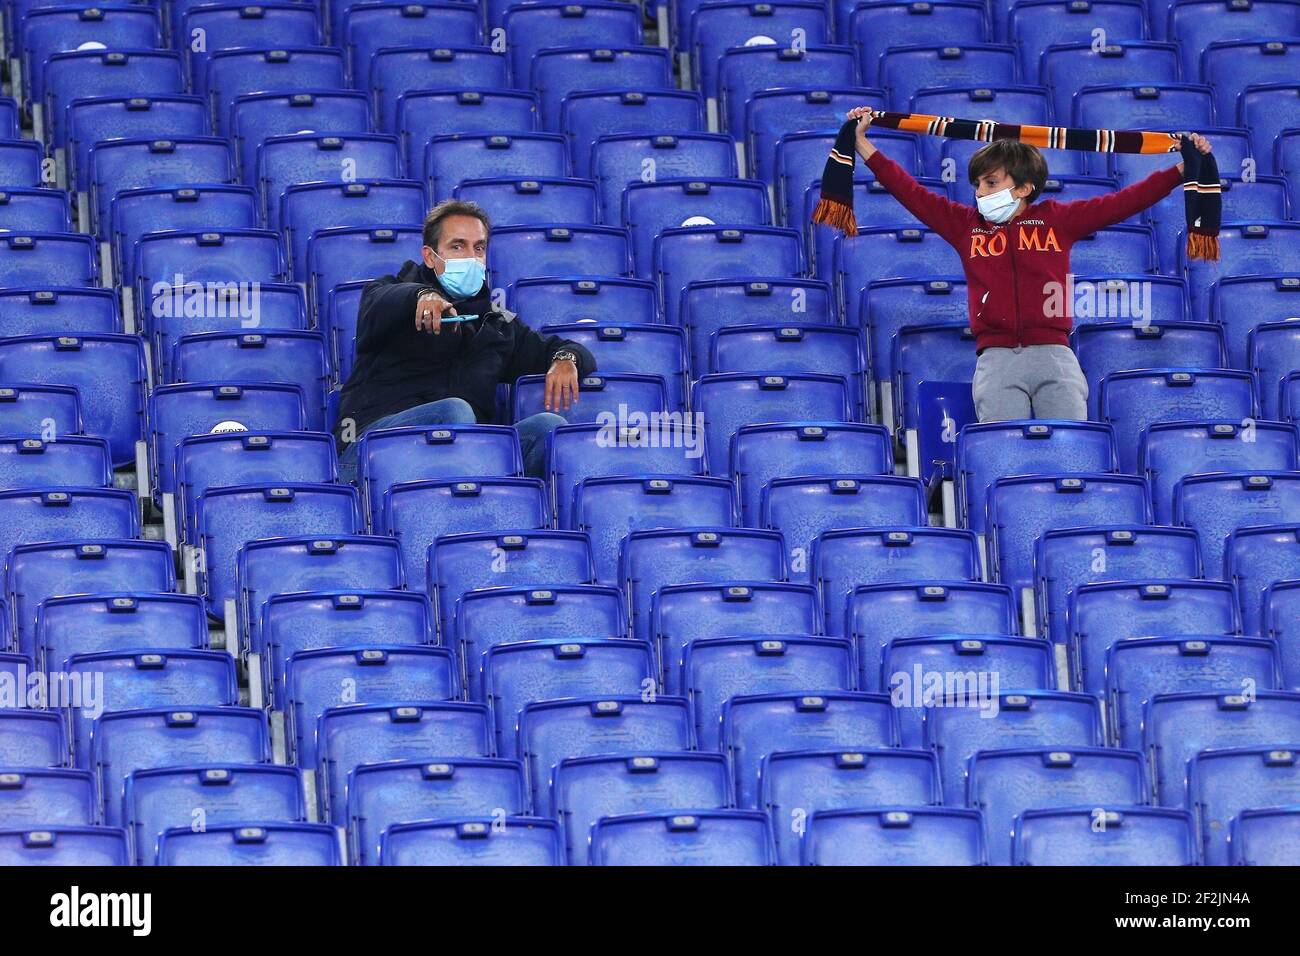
[968,140,1049,203]
[423,199,492,250]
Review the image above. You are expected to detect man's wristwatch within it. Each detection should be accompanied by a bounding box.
[551,349,578,366]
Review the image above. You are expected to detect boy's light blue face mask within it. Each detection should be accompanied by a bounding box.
[976,186,1021,224]
[430,249,487,300]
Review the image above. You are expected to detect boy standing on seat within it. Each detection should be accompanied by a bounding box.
[848,107,1211,422]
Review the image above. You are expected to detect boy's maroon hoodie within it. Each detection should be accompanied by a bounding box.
[864,149,1183,354]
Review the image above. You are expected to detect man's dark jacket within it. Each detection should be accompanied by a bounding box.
[334,259,597,450]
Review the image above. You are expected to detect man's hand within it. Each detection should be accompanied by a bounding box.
[848,106,876,161]
[1176,132,1212,173]
[415,289,456,334]
[544,356,579,412]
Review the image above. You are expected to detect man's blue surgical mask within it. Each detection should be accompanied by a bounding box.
[976,186,1020,224]
[431,250,486,300]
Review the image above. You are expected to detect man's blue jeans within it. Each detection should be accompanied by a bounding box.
[337,397,564,484]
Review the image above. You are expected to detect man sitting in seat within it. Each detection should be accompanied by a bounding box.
[334,199,596,482]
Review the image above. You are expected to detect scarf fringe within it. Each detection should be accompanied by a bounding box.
[811,197,858,238]
[1186,231,1220,262]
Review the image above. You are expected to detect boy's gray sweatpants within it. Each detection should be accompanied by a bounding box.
[972,344,1089,422]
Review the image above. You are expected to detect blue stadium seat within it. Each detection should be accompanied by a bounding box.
[1263,580,1300,685]
[519,696,691,816]
[403,90,539,178]
[459,586,626,701]
[206,48,347,135]
[65,94,209,194]
[1074,323,1229,420]
[0,384,81,443]
[547,421,707,529]
[625,178,770,278]
[287,645,458,767]
[89,136,234,239]
[731,422,892,527]
[455,177,597,227]
[532,47,672,127]
[44,50,185,149]
[259,135,401,233]
[926,687,1105,806]
[761,748,940,865]
[0,826,131,865]
[722,691,896,808]
[692,1,831,100]
[744,87,885,186]
[0,232,96,289]
[1145,691,1300,805]
[0,768,95,828]
[346,758,527,865]
[158,822,344,866]
[1102,369,1258,473]
[490,225,632,293]
[21,5,162,113]
[658,224,804,325]
[881,44,1017,112]
[562,90,706,180]
[280,180,424,281]
[503,2,643,85]
[1230,806,1300,865]
[988,474,1152,595]
[316,702,492,823]
[541,324,688,409]
[90,706,270,825]
[7,540,173,663]
[509,277,659,327]
[683,278,837,372]
[763,476,926,585]
[342,3,477,84]
[172,330,329,430]
[554,752,731,865]
[0,187,68,235]
[834,226,961,327]
[430,530,595,641]
[852,2,988,86]
[1250,321,1300,419]
[68,649,239,768]
[589,809,776,865]
[712,325,866,417]
[970,747,1149,865]
[111,184,257,287]
[1065,224,1158,275]
[849,583,1019,693]
[718,45,858,132]
[0,140,43,189]
[1108,636,1281,749]
[1185,222,1300,321]
[261,588,437,704]
[1074,82,1216,132]
[0,711,67,768]
[957,421,1118,535]
[814,528,981,636]
[309,225,423,343]
[384,478,549,597]
[184,4,322,91]
[909,85,1048,174]
[0,436,110,494]
[1204,38,1300,122]
[1107,124,1250,184]
[592,133,735,224]
[1038,40,1180,117]
[1213,275,1300,369]
[652,582,820,694]
[803,177,941,270]
[575,476,735,583]
[777,129,921,228]
[378,818,563,865]
[1176,472,1300,576]
[1227,524,1300,637]
[370,47,508,132]
[1142,422,1298,524]
[804,807,987,865]
[860,278,968,397]
[125,764,305,865]
[197,483,362,620]
[1009,0,1148,79]
[1070,581,1242,694]
[231,90,372,183]
[360,424,522,528]
[883,636,1055,745]
[0,489,138,578]
[684,636,853,750]
[37,593,207,674]
[622,527,786,647]
[512,372,670,425]
[892,323,979,433]
[694,373,852,471]
[485,639,656,757]
[1012,807,1199,865]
